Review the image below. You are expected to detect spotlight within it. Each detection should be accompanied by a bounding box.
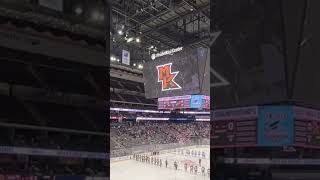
[118,30,124,35]
[136,38,141,43]
[110,56,116,61]
[133,63,136,67]
[127,37,134,43]
[138,64,143,69]
[117,58,120,62]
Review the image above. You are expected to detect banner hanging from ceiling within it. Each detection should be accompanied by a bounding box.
[122,50,130,65]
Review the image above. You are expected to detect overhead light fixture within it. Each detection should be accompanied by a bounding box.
[138,64,143,69]
[150,45,154,49]
[127,37,134,43]
[110,56,116,61]
[136,38,141,43]
[117,58,120,62]
[118,30,124,35]
[133,63,136,66]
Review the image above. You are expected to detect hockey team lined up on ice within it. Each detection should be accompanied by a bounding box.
[131,152,210,177]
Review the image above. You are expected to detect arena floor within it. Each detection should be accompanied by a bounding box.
[111,146,210,180]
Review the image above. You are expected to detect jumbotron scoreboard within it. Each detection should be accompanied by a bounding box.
[158,95,210,110]
[212,105,320,148]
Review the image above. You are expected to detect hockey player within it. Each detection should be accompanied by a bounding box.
[184,163,188,172]
[190,165,193,174]
[199,158,202,166]
[174,161,178,170]
[165,159,168,168]
[160,159,162,167]
[201,167,205,176]
[194,165,198,174]
[207,168,210,177]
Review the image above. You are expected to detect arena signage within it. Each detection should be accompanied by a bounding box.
[144,47,201,98]
[157,63,181,91]
[212,105,320,148]
[151,47,183,60]
[213,106,258,120]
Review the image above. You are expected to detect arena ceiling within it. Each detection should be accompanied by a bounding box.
[110,0,210,64]
[0,0,105,41]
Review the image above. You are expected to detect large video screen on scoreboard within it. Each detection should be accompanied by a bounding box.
[143,47,209,99]
[212,106,258,147]
[158,95,210,110]
[294,106,320,148]
[212,105,295,148]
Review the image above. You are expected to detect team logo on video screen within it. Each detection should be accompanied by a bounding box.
[157,63,181,91]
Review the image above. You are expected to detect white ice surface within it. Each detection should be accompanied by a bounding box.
[111,147,210,180]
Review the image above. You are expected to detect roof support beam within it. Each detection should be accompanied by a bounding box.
[112,7,182,45]
[140,3,209,38]
[182,0,210,19]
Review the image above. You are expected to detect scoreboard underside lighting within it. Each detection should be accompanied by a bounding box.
[158,95,210,110]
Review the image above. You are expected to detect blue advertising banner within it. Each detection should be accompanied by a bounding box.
[190,95,203,109]
[258,106,294,146]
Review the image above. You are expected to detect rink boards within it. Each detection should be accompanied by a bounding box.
[111,145,210,163]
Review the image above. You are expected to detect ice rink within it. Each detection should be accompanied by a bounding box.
[111,146,210,180]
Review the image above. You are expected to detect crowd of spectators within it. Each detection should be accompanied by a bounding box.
[110,121,210,150]
[0,155,107,177]
[0,130,106,153]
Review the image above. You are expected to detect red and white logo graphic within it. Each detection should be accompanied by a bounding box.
[157,63,181,91]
